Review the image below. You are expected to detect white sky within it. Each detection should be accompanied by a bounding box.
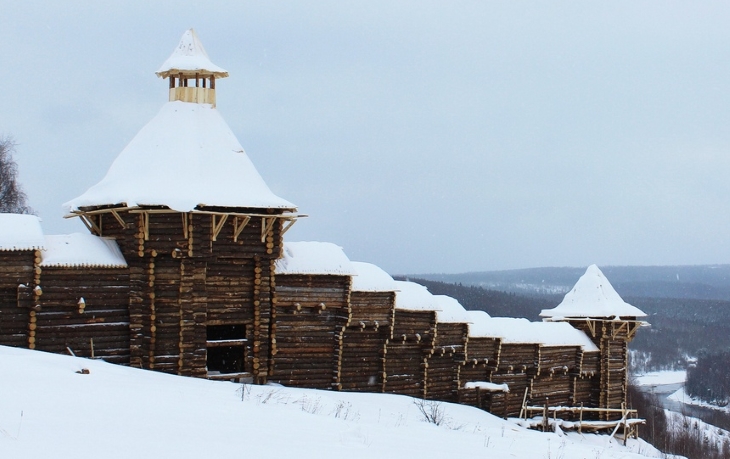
[2,1,730,274]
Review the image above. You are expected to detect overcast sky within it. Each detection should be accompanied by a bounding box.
[2,1,730,274]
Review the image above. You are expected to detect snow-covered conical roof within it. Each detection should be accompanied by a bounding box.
[156,29,228,78]
[64,101,295,212]
[540,264,646,319]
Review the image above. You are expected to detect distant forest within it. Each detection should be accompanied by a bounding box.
[686,351,730,406]
[400,277,730,372]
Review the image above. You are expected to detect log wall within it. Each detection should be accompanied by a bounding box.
[383,309,436,398]
[33,267,130,364]
[340,291,395,392]
[0,211,641,420]
[425,322,468,402]
[0,250,36,348]
[270,274,351,389]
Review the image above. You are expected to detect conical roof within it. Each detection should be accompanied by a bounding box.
[156,29,228,78]
[540,264,646,319]
[65,101,295,212]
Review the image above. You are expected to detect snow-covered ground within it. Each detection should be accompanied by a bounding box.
[669,387,730,412]
[634,370,686,387]
[0,346,669,459]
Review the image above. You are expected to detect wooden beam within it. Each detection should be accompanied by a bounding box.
[78,214,101,236]
[211,214,228,241]
[586,319,596,338]
[280,218,296,236]
[261,217,276,242]
[141,212,149,241]
[110,209,126,228]
[181,212,189,239]
[233,216,251,242]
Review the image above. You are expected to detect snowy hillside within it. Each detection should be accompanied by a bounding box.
[0,346,669,459]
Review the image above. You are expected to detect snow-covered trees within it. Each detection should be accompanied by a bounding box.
[0,136,32,214]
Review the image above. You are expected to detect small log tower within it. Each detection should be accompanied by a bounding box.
[540,265,647,420]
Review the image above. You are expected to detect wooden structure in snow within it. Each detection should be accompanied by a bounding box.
[540,265,646,420]
[0,30,647,424]
[271,242,354,389]
[383,281,440,398]
[341,262,396,392]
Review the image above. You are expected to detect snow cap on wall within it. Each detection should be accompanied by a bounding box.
[540,264,647,319]
[0,214,45,251]
[275,241,356,276]
[466,315,598,350]
[41,233,127,268]
[351,261,398,292]
[432,295,471,323]
[465,310,492,337]
[394,281,441,312]
[156,29,228,78]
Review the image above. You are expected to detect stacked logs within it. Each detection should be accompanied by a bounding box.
[383,309,436,398]
[0,250,36,348]
[425,296,470,402]
[271,274,351,389]
[33,267,130,363]
[340,290,395,392]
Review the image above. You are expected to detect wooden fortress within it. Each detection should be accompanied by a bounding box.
[0,30,646,423]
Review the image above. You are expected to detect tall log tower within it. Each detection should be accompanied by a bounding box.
[64,29,299,382]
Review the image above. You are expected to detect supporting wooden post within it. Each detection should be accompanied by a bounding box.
[520,386,529,420]
[579,402,583,434]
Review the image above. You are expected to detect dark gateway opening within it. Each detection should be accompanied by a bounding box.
[206,324,248,376]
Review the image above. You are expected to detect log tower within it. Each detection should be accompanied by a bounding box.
[64,29,299,383]
[540,265,647,420]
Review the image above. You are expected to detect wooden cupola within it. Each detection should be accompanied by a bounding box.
[156,29,229,107]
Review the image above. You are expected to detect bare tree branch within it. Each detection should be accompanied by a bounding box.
[0,136,33,214]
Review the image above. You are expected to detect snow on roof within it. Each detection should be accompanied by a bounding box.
[350,261,398,292]
[275,241,356,276]
[64,101,295,212]
[432,295,471,323]
[540,264,647,319]
[394,281,441,312]
[464,314,598,350]
[156,29,228,78]
[0,214,45,251]
[40,233,127,268]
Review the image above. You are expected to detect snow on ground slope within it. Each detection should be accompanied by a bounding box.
[0,346,666,459]
[669,387,730,412]
[665,409,730,453]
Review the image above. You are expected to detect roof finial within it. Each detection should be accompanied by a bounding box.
[156,29,228,106]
